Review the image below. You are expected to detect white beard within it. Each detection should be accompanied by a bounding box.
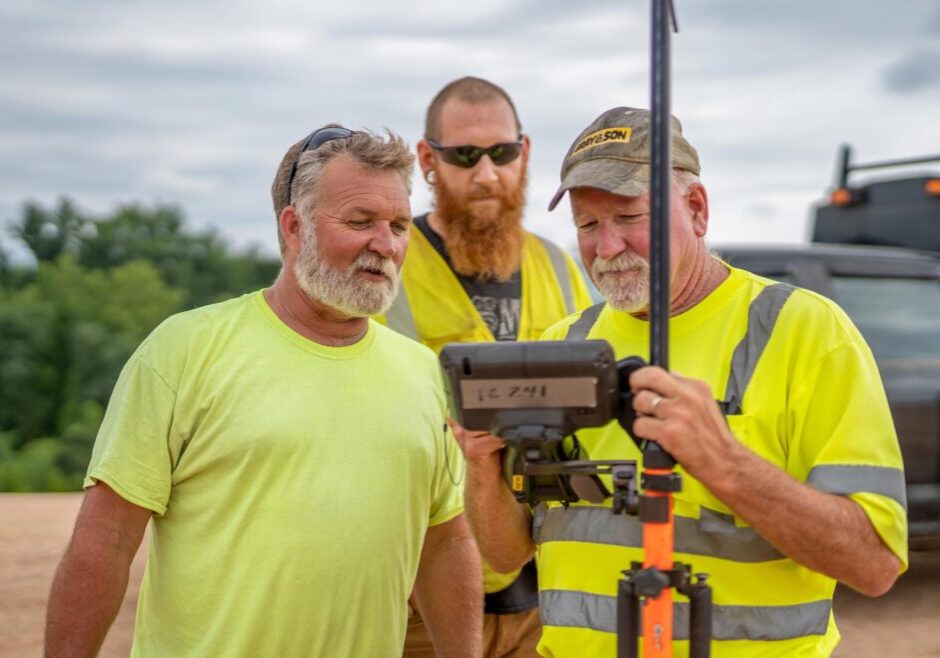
[293,222,399,317]
[592,251,650,313]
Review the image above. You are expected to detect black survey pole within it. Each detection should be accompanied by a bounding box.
[644,0,676,473]
[620,3,713,656]
[649,0,671,372]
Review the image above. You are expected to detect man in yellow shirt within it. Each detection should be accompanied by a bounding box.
[383,77,592,658]
[458,107,908,657]
[45,126,482,657]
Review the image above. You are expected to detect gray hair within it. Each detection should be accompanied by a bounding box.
[271,127,415,252]
[672,168,702,195]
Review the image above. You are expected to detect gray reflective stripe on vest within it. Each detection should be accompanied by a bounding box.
[540,589,831,641]
[384,285,419,340]
[807,464,908,509]
[564,302,605,341]
[722,283,795,415]
[531,502,549,542]
[536,504,783,563]
[538,236,575,314]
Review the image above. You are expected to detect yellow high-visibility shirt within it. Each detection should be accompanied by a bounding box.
[535,265,907,658]
[86,291,463,657]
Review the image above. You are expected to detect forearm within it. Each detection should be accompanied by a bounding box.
[45,530,135,657]
[414,518,483,658]
[631,367,902,596]
[464,461,534,573]
[45,483,150,658]
[704,443,900,596]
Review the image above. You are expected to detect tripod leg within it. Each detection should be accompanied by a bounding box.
[617,577,640,658]
[687,576,712,658]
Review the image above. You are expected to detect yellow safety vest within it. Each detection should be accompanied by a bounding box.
[380,228,593,354]
[378,226,593,593]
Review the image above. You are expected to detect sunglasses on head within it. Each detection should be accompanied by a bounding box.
[426,137,524,169]
[286,126,357,205]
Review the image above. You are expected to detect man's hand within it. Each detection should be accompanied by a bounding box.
[449,418,503,473]
[629,365,739,481]
[449,418,534,574]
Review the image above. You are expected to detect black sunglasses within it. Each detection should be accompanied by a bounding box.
[426,138,524,169]
[286,127,356,205]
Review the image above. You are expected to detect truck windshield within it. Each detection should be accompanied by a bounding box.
[831,276,940,361]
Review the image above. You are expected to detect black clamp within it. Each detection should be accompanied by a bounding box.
[622,561,711,599]
[637,472,682,522]
[612,464,639,515]
[642,472,682,492]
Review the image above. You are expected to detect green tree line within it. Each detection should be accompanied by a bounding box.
[0,199,281,491]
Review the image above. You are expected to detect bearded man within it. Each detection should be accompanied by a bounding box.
[45,126,482,658]
[458,107,907,658]
[379,77,593,658]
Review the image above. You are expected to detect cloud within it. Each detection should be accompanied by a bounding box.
[882,49,940,93]
[2,0,940,265]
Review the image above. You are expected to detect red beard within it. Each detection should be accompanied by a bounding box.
[432,167,527,282]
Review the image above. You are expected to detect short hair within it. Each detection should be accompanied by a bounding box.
[424,76,522,140]
[271,126,414,252]
[672,168,702,195]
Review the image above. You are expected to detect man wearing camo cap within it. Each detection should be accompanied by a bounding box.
[456,107,907,657]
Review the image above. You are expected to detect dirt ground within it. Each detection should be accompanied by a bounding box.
[1,493,939,657]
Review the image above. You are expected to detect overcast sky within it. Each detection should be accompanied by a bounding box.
[3,0,940,263]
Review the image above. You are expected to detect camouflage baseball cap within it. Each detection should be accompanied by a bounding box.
[548,107,700,211]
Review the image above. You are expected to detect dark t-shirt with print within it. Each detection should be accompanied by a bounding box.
[414,214,521,341]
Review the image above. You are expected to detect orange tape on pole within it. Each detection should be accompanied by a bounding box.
[642,469,675,658]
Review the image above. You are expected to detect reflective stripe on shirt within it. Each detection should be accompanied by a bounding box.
[808,464,907,509]
[535,504,783,563]
[564,302,605,341]
[540,589,831,641]
[723,284,795,415]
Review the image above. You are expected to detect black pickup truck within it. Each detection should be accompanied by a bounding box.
[720,147,940,537]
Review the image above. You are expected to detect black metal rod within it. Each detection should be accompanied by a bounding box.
[649,0,671,371]
[837,144,851,189]
[837,145,940,188]
[688,578,713,658]
[645,0,677,471]
[848,154,940,172]
[617,578,640,658]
